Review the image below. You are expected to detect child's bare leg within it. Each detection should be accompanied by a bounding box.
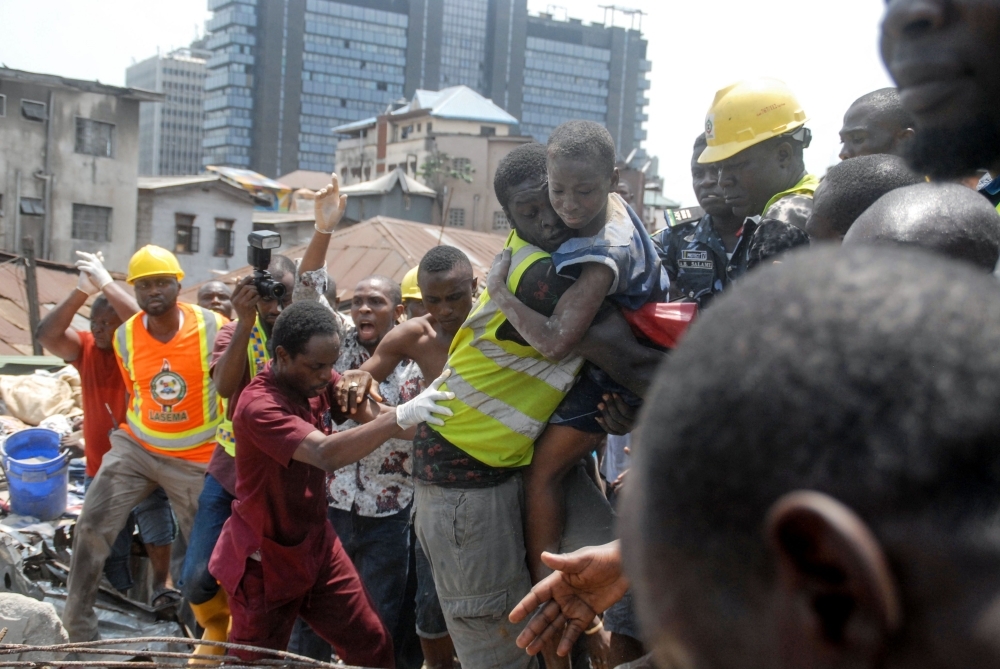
[524,425,605,582]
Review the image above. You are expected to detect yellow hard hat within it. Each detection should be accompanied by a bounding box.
[401,266,422,301]
[699,78,809,164]
[127,245,185,284]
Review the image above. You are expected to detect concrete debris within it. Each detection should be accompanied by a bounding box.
[0,592,69,662]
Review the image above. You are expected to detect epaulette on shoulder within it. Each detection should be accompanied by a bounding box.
[665,205,705,227]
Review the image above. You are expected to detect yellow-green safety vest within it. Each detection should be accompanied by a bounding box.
[435,231,584,469]
[762,173,820,217]
[215,317,270,457]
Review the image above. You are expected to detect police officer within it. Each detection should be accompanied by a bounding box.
[657,79,820,306]
[653,134,743,308]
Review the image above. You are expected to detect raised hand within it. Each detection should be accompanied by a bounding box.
[75,251,113,294]
[315,173,348,234]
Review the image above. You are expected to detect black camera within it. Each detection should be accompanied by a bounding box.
[247,231,287,301]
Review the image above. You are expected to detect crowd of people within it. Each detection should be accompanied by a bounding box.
[34,1,1000,667]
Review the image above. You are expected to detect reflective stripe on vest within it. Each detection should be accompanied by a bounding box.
[435,231,584,469]
[115,304,223,451]
[216,317,269,457]
[762,173,820,217]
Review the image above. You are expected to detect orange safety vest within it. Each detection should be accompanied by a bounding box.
[114,303,225,461]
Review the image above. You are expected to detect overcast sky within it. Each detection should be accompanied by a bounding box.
[0,0,894,206]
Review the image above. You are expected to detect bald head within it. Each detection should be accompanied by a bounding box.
[197,281,233,319]
[843,182,1000,271]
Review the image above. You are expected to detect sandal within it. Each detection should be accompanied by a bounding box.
[151,586,182,612]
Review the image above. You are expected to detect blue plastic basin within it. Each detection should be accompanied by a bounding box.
[3,428,68,520]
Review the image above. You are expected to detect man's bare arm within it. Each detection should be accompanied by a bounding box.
[36,290,87,361]
[293,400,401,472]
[575,308,663,397]
[212,278,259,398]
[102,283,140,322]
[360,320,417,382]
[487,250,614,361]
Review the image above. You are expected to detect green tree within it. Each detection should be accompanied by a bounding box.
[419,151,474,224]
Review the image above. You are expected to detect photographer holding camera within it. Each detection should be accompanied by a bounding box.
[178,231,299,659]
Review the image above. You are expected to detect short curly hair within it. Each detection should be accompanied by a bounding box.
[494,143,548,210]
[547,120,616,177]
[850,87,915,133]
[269,300,342,358]
[814,154,923,238]
[418,246,472,280]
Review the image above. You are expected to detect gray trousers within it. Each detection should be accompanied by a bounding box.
[414,466,614,669]
[63,430,205,642]
[415,476,538,669]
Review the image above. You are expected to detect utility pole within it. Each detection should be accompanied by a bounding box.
[22,237,43,355]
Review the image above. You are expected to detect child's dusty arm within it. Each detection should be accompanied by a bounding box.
[486,249,614,361]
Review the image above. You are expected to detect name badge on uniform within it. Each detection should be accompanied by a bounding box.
[679,250,713,271]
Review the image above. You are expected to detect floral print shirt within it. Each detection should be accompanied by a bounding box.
[327,327,423,516]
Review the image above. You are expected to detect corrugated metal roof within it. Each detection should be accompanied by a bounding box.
[180,216,507,305]
[138,175,219,190]
[340,169,437,197]
[278,170,337,191]
[0,254,126,356]
[332,85,517,134]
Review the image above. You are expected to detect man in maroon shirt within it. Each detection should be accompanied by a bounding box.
[210,300,453,664]
[178,255,296,658]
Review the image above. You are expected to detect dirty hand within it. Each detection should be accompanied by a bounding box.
[315,173,348,234]
[595,393,637,436]
[486,249,513,297]
[395,369,455,429]
[336,370,383,415]
[231,276,261,324]
[509,542,628,658]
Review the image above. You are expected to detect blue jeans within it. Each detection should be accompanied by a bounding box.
[178,473,235,605]
[83,477,175,592]
[289,505,411,664]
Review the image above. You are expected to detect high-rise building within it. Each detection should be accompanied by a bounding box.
[202,0,650,176]
[126,47,209,176]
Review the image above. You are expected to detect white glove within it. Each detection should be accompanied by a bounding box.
[75,251,113,291]
[76,269,101,296]
[396,369,456,429]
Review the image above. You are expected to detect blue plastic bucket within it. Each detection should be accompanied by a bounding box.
[2,428,69,520]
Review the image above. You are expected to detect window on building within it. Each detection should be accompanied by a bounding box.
[0,193,4,216]
[75,118,115,157]
[19,197,44,216]
[71,204,112,242]
[452,158,471,173]
[480,126,496,136]
[175,213,199,254]
[21,100,46,122]
[448,208,466,228]
[214,219,235,257]
[0,95,6,117]
[492,211,509,230]
[426,122,433,133]
[377,82,388,91]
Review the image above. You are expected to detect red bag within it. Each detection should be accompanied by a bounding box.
[622,302,697,349]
